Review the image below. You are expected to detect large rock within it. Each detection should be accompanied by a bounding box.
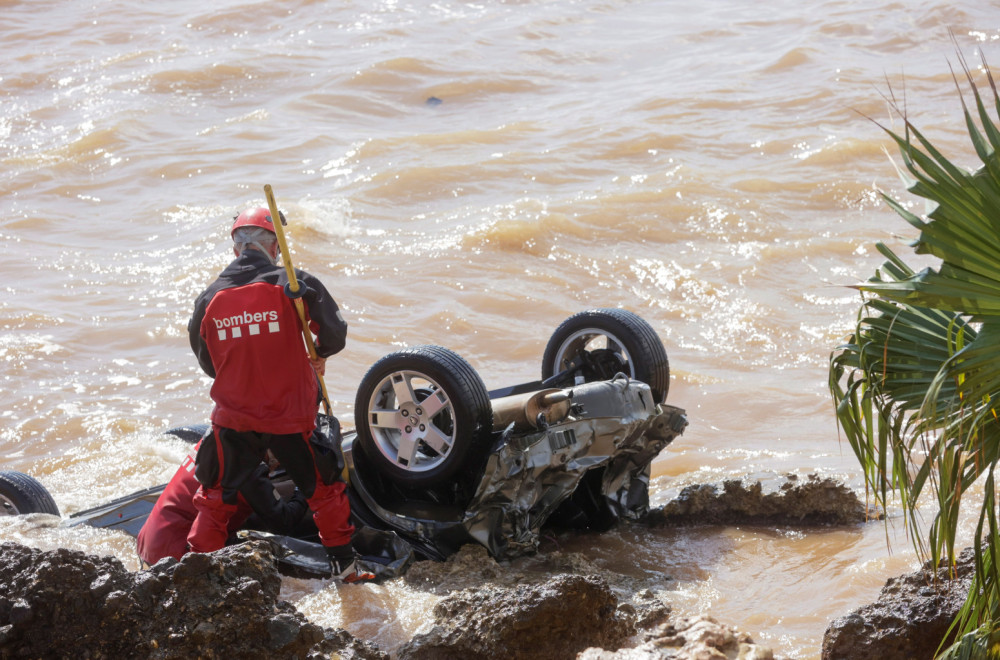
[644,475,870,526]
[0,541,384,660]
[399,540,776,659]
[821,547,975,660]
[398,573,634,659]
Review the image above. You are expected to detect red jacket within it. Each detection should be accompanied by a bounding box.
[188,249,347,434]
[137,441,309,565]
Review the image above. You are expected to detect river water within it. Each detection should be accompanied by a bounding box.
[1,1,997,657]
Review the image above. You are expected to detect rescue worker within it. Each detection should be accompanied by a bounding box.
[137,439,309,566]
[186,207,371,582]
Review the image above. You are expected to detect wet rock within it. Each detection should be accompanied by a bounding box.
[405,543,675,641]
[630,589,672,630]
[643,475,872,527]
[403,543,512,595]
[398,573,634,659]
[0,540,384,660]
[579,615,774,659]
[821,546,975,660]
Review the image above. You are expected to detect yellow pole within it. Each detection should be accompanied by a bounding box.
[264,184,332,416]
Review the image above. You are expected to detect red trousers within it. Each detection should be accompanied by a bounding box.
[187,425,353,553]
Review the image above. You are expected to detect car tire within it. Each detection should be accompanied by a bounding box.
[542,308,670,403]
[0,471,60,516]
[354,345,494,488]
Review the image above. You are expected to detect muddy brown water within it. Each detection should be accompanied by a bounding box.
[1,1,996,657]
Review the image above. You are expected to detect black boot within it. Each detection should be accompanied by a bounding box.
[325,543,374,584]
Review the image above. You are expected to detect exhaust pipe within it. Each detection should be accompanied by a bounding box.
[492,388,572,431]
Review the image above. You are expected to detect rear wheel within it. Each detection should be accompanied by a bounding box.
[542,308,670,403]
[354,345,493,488]
[0,471,60,516]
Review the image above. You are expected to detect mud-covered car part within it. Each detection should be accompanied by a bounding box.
[542,308,670,404]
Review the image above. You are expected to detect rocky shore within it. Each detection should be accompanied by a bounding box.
[821,547,975,659]
[0,540,382,660]
[0,476,959,659]
[0,538,779,660]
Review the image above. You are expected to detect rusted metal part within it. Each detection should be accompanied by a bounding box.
[491,388,573,431]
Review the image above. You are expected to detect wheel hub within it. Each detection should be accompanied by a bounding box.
[368,371,456,472]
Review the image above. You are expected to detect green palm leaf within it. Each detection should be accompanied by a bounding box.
[830,54,1000,656]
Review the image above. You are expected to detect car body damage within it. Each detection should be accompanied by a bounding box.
[348,376,687,562]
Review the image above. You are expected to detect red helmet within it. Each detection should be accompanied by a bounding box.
[231,207,285,239]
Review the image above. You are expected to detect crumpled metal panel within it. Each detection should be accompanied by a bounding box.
[601,399,689,520]
[464,377,687,558]
[348,376,687,561]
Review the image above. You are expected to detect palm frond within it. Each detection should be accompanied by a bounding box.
[829,54,1000,652]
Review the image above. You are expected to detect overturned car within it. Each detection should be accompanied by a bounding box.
[1,309,687,579]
